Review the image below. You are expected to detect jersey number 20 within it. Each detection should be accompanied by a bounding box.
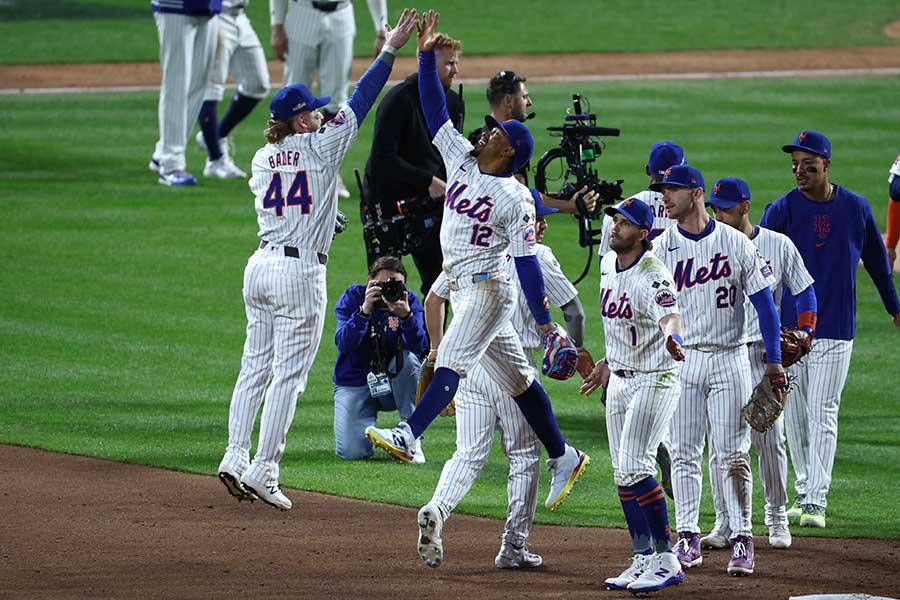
[263,172,312,217]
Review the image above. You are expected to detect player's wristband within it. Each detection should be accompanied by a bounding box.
[670,333,684,346]
[381,44,397,56]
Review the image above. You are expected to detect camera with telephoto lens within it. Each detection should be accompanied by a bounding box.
[533,94,624,220]
[378,279,406,303]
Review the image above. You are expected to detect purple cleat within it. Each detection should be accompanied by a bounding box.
[674,531,703,568]
[727,535,755,576]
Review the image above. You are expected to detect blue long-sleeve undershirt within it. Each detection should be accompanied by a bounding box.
[346,53,394,126]
[793,284,817,331]
[417,50,451,139]
[749,287,782,364]
[514,255,552,326]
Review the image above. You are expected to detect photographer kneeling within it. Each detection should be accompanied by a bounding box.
[333,256,429,462]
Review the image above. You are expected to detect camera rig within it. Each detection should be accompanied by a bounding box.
[533,94,624,284]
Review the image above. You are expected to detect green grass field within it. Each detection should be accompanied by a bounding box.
[2,75,900,539]
[1,0,899,64]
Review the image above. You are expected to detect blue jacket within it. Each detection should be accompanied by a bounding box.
[760,184,900,340]
[152,0,221,16]
[333,285,429,386]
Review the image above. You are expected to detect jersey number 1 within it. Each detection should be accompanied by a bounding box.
[263,172,312,217]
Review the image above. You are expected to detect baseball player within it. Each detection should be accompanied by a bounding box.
[194,0,270,179]
[760,131,900,528]
[703,177,817,551]
[365,12,591,513]
[581,198,687,594]
[216,9,418,510]
[597,141,687,258]
[416,198,587,569]
[651,165,786,576]
[886,149,900,269]
[149,0,221,186]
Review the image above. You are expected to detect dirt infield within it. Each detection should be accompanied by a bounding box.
[3,444,898,599]
[2,45,900,91]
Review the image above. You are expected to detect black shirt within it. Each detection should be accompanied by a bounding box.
[363,73,464,216]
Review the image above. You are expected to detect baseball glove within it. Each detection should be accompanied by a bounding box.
[575,348,595,380]
[742,370,790,433]
[541,324,578,381]
[778,327,812,368]
[416,357,454,416]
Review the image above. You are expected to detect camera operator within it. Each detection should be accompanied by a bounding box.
[361,34,464,298]
[333,256,429,462]
[467,70,597,215]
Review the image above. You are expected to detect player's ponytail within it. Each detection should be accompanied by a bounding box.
[265,118,295,144]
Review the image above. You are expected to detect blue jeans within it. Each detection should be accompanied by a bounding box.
[333,352,422,460]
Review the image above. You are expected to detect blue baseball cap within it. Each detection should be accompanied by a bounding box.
[604,197,654,230]
[648,164,706,192]
[485,115,534,173]
[648,141,687,175]
[270,84,331,121]
[530,188,559,217]
[782,130,831,159]
[707,177,751,209]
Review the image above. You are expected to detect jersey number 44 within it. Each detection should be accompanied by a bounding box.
[263,172,312,217]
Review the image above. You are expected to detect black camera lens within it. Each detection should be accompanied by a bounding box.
[379,280,406,302]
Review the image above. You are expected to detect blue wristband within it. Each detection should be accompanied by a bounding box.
[671,333,683,345]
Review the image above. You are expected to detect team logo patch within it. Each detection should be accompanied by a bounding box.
[760,264,773,278]
[388,316,400,331]
[330,111,347,127]
[523,226,536,247]
[654,289,677,308]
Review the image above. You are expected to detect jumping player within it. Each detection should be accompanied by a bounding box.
[215,9,418,510]
[704,177,817,550]
[581,198,687,594]
[760,131,900,527]
[365,11,591,512]
[195,0,270,179]
[651,165,785,576]
[416,199,586,569]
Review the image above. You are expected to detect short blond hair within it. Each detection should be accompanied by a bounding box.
[433,33,462,53]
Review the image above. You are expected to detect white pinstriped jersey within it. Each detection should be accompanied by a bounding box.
[431,121,538,279]
[430,244,577,349]
[653,220,773,348]
[599,251,680,372]
[744,226,815,342]
[249,105,358,254]
[598,189,676,257]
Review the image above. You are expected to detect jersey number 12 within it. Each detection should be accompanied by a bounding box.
[263,172,312,217]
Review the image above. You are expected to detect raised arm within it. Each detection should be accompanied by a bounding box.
[416,11,451,138]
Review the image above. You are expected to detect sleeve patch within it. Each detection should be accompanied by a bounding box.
[523,225,536,247]
[760,264,773,278]
[654,289,677,308]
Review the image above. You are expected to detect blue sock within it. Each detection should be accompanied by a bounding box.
[198,100,222,160]
[630,476,673,553]
[218,93,260,139]
[405,367,459,438]
[618,487,653,555]
[513,380,566,459]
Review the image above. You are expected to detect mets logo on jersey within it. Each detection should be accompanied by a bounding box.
[329,110,348,127]
[388,316,400,331]
[812,214,830,240]
[523,225,536,247]
[672,253,732,291]
[654,289,677,308]
[599,288,634,319]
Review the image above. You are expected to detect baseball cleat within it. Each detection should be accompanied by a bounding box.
[495,542,542,569]
[240,473,292,510]
[544,444,590,511]
[674,531,703,568]
[148,157,160,172]
[768,523,792,549]
[195,130,209,152]
[365,423,415,464]
[604,553,650,590]
[726,535,755,576]
[799,504,826,528]
[417,503,444,568]
[203,155,247,179]
[217,463,256,502]
[626,551,684,594]
[700,523,731,549]
[158,170,198,187]
[410,438,426,465]
[786,494,805,522]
